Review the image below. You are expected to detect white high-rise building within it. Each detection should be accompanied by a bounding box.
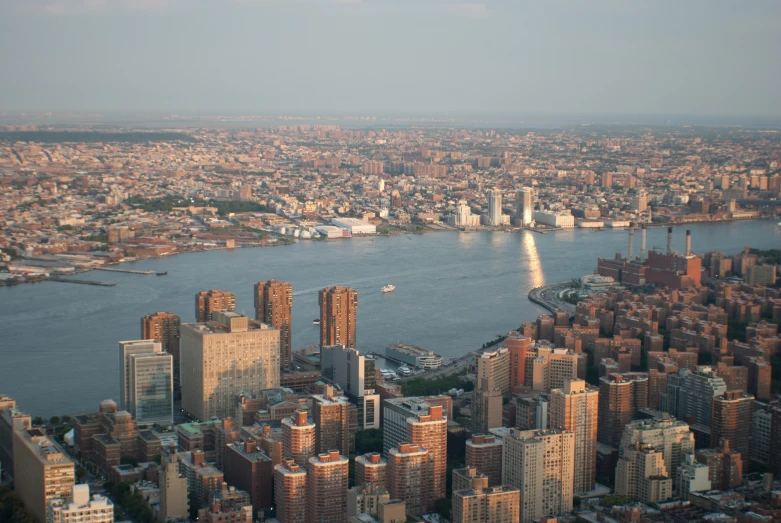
[48,484,113,523]
[487,189,503,226]
[675,453,711,498]
[516,188,534,226]
[118,340,162,411]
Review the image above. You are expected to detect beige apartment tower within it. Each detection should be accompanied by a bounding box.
[319,286,358,348]
[180,311,281,421]
[471,379,503,435]
[501,428,575,523]
[387,443,431,517]
[550,379,599,494]
[406,405,447,506]
[475,348,511,394]
[281,410,315,468]
[452,472,520,523]
[13,428,75,523]
[195,289,236,322]
[159,452,189,523]
[355,452,387,489]
[306,451,349,523]
[274,459,307,523]
[615,444,673,503]
[254,280,293,371]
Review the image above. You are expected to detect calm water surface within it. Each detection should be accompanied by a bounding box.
[2,220,779,417]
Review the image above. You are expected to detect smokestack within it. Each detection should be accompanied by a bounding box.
[641,224,647,259]
[667,227,673,254]
[628,229,634,260]
[686,230,692,256]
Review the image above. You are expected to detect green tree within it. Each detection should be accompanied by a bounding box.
[355,428,383,455]
[0,486,38,523]
[50,416,61,425]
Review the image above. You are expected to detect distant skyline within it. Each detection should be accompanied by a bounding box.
[1,0,780,118]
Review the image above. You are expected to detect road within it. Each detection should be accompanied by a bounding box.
[528,281,577,314]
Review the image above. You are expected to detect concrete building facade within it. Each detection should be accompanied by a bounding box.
[550,379,599,494]
[254,280,293,371]
[180,311,280,421]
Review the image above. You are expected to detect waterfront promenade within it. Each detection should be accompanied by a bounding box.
[528,282,577,314]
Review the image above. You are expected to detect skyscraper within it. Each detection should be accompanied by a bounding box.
[141,312,182,399]
[452,473,520,523]
[13,428,75,523]
[550,379,598,494]
[598,372,649,447]
[180,311,280,420]
[281,410,315,468]
[516,187,534,227]
[319,286,358,348]
[501,428,575,523]
[615,444,673,503]
[306,451,349,523]
[321,345,380,430]
[312,386,355,456]
[471,380,503,435]
[711,391,754,458]
[662,367,726,427]
[768,407,781,478]
[406,405,447,506]
[254,280,293,371]
[696,440,743,490]
[223,440,274,513]
[387,443,431,517]
[128,351,173,426]
[355,452,387,490]
[618,417,695,485]
[195,289,236,322]
[504,332,532,390]
[0,397,31,482]
[465,434,503,487]
[487,188,503,226]
[159,452,189,523]
[475,348,511,394]
[119,340,173,425]
[274,459,307,523]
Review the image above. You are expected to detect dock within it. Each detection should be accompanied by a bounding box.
[96,267,154,275]
[51,278,117,287]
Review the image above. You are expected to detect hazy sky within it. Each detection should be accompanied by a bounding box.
[1,0,780,117]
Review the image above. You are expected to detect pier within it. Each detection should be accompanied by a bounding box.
[96,267,154,275]
[51,278,117,287]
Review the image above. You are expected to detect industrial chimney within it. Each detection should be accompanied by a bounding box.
[641,224,647,259]
[667,227,673,254]
[628,229,634,260]
[685,230,692,256]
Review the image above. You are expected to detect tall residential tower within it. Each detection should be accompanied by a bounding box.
[254,280,293,371]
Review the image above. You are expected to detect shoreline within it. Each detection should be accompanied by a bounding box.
[2,216,776,287]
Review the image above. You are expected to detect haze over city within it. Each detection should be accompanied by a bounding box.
[1,0,781,119]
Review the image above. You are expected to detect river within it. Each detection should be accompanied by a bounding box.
[1,220,779,417]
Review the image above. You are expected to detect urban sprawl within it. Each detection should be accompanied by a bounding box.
[1,124,781,281]
[1,124,781,523]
